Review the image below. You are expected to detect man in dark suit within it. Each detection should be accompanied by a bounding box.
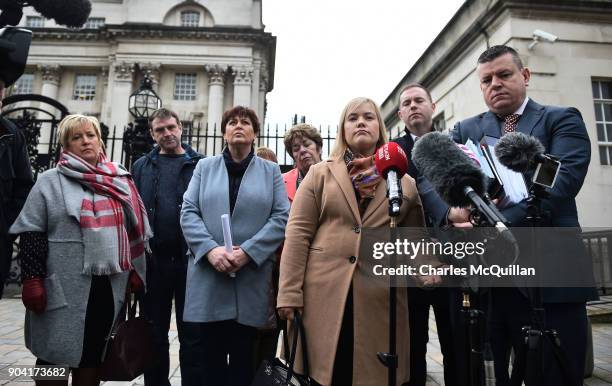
[393,83,464,386]
[452,45,598,386]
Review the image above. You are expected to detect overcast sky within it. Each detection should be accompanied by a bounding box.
[261,0,465,127]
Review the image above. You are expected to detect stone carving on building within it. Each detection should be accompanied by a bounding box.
[38,65,62,85]
[139,62,162,86]
[205,64,229,86]
[232,66,253,85]
[114,62,135,81]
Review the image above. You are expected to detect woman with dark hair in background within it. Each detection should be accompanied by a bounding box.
[277,97,438,386]
[10,114,149,386]
[180,106,289,385]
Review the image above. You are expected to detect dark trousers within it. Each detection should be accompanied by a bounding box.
[0,234,12,299]
[406,287,456,386]
[195,320,257,386]
[144,251,201,386]
[489,288,587,386]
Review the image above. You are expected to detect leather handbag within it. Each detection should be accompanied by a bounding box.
[99,291,155,381]
[251,311,310,386]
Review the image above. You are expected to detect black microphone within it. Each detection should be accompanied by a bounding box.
[412,132,515,240]
[27,0,92,28]
[493,132,546,173]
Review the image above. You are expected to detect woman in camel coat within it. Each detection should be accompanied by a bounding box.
[277,97,437,386]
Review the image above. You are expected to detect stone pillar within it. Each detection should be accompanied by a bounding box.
[39,64,61,100]
[38,65,61,154]
[258,64,268,126]
[232,66,253,108]
[204,64,227,155]
[108,62,134,161]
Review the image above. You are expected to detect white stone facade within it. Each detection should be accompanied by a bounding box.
[380,0,612,228]
[14,0,275,150]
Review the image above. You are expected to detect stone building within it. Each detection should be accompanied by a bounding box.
[12,0,276,147]
[380,0,612,227]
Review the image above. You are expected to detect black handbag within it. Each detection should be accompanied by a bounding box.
[99,292,156,381]
[252,311,310,386]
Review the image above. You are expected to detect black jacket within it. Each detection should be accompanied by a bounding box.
[0,116,34,237]
[392,128,449,228]
[132,143,203,254]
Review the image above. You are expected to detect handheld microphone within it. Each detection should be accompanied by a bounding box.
[494,132,546,173]
[412,132,516,245]
[24,0,92,28]
[374,142,408,217]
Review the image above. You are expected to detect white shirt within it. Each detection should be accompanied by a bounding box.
[514,96,530,116]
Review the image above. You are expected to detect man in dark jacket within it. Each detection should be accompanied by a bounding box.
[132,108,203,386]
[0,78,34,298]
[452,45,597,386]
[393,83,463,386]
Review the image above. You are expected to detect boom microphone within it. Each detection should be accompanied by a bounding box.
[412,132,485,208]
[374,142,408,217]
[494,132,546,173]
[412,132,516,246]
[26,0,92,28]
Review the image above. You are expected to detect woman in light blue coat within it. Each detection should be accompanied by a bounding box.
[180,106,289,385]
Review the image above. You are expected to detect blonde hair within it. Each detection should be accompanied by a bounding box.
[256,146,278,163]
[330,97,388,159]
[57,114,105,152]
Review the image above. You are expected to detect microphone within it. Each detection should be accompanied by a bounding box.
[374,142,408,217]
[494,132,546,173]
[412,132,515,240]
[26,0,92,28]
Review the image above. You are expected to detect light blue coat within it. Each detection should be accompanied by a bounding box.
[180,154,289,327]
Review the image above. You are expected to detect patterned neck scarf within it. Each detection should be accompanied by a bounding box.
[56,151,152,275]
[344,149,382,214]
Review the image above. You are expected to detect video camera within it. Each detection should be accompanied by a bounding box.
[0,0,92,87]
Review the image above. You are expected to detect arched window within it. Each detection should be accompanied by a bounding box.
[180,11,200,27]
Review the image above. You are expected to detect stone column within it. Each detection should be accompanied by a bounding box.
[232,66,253,108]
[39,64,61,100]
[204,64,227,155]
[258,64,268,126]
[38,65,61,154]
[108,62,134,161]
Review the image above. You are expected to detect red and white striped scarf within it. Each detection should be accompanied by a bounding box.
[57,151,152,275]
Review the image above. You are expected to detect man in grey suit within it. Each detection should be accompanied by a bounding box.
[452,45,597,386]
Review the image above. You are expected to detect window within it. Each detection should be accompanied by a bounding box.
[25,16,45,28]
[13,74,34,94]
[433,112,446,132]
[180,11,200,27]
[174,73,197,101]
[83,17,105,29]
[73,74,97,101]
[592,79,612,166]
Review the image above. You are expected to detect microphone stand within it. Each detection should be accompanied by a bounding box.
[510,185,576,386]
[377,177,401,386]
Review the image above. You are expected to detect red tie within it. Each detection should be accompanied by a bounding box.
[503,114,520,134]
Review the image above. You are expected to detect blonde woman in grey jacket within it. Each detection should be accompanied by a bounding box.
[10,114,150,386]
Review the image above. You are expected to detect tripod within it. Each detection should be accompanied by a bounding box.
[509,185,578,386]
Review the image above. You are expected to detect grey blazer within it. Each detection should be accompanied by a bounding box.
[9,169,146,367]
[180,154,289,327]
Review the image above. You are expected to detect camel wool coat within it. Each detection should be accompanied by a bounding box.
[277,157,429,386]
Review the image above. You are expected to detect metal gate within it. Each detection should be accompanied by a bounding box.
[1,93,69,178]
[1,93,69,285]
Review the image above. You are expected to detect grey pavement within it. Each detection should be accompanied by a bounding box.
[1,288,611,385]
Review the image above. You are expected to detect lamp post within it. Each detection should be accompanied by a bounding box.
[123,75,161,168]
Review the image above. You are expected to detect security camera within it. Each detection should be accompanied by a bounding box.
[533,29,558,43]
[528,29,558,50]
